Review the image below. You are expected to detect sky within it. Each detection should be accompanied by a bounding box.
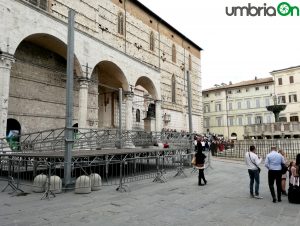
[138,0,300,89]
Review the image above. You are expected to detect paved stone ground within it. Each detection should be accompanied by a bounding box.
[0,158,300,226]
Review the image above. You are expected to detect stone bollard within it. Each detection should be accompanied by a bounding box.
[49,176,62,194]
[75,175,91,194]
[90,173,102,191]
[32,174,47,193]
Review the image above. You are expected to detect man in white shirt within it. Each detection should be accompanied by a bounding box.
[245,145,262,199]
[265,146,285,203]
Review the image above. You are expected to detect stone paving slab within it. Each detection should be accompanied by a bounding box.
[0,158,300,226]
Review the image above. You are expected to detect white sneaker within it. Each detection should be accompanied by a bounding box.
[254,195,263,199]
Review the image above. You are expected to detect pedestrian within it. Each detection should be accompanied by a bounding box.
[278,150,288,196]
[265,146,285,203]
[245,145,263,199]
[195,149,207,186]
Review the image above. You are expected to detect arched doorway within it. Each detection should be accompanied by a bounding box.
[134,76,158,131]
[6,118,21,150]
[231,132,237,140]
[90,61,129,128]
[9,33,82,133]
[6,118,21,137]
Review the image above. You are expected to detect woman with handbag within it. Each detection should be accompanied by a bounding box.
[288,154,300,204]
[279,150,288,196]
[195,149,207,186]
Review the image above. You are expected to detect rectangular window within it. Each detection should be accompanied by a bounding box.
[289,76,294,84]
[246,100,251,109]
[255,116,263,124]
[265,97,270,106]
[279,117,287,122]
[255,98,260,108]
[215,103,222,112]
[290,116,299,122]
[247,116,252,125]
[237,89,241,93]
[278,95,286,104]
[238,117,243,126]
[228,117,234,126]
[289,94,297,103]
[278,78,283,85]
[216,117,222,126]
[204,105,210,113]
[227,90,232,94]
[237,102,242,109]
[265,86,269,89]
[228,102,233,110]
[255,87,259,91]
[266,115,271,123]
[204,118,210,128]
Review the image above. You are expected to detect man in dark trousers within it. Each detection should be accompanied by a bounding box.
[245,145,262,199]
[265,146,285,203]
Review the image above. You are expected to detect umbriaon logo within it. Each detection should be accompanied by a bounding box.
[226,2,300,16]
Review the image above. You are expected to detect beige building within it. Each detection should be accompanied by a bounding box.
[203,77,274,140]
[0,0,203,138]
[271,66,300,123]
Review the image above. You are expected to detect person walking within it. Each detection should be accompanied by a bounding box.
[265,146,285,203]
[195,149,207,186]
[245,145,263,199]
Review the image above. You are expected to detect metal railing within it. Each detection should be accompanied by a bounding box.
[0,128,193,154]
[0,149,194,196]
[215,139,300,160]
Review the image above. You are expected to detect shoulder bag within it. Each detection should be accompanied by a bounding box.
[248,152,261,173]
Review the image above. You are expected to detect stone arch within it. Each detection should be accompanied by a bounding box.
[90,61,129,128]
[9,33,82,133]
[135,76,158,100]
[13,33,82,77]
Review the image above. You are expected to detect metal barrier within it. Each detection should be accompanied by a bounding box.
[215,139,300,160]
[0,149,195,197]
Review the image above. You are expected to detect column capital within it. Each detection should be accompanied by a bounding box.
[0,52,15,70]
[124,91,134,99]
[78,77,90,89]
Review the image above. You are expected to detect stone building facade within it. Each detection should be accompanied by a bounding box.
[202,78,275,140]
[0,0,203,138]
[271,66,300,123]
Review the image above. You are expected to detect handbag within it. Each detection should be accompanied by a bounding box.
[191,156,196,165]
[281,163,288,175]
[288,177,300,204]
[248,152,261,173]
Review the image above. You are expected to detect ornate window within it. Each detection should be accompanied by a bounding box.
[172,44,176,63]
[118,12,124,35]
[172,74,176,103]
[149,32,155,51]
[188,54,192,70]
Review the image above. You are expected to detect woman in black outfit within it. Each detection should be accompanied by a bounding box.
[195,148,207,186]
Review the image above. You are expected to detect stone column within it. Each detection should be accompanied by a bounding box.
[0,53,14,138]
[125,93,133,131]
[123,92,135,148]
[78,78,89,128]
[155,100,162,132]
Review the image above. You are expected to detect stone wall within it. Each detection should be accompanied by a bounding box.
[9,41,79,133]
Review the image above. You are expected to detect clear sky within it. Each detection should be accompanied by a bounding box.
[138,0,300,89]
